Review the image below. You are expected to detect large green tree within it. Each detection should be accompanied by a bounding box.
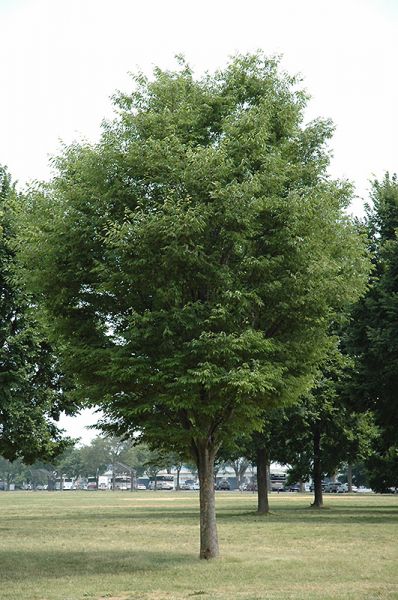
[347,174,398,491]
[18,55,368,557]
[0,166,73,463]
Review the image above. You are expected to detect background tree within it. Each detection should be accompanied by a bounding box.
[0,456,29,489]
[77,436,113,481]
[227,457,250,490]
[143,448,175,489]
[52,443,82,481]
[274,344,377,507]
[348,173,398,491]
[0,165,74,463]
[216,437,251,489]
[18,55,369,558]
[242,409,289,514]
[121,443,154,479]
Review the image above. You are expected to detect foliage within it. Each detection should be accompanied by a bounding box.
[17,54,369,462]
[269,342,378,484]
[366,446,398,493]
[348,173,398,488]
[0,455,29,487]
[0,166,74,463]
[16,54,370,556]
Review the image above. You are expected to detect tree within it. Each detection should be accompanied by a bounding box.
[121,442,154,479]
[0,455,29,489]
[18,55,369,558]
[348,174,398,490]
[78,436,113,480]
[228,457,250,490]
[0,166,73,463]
[273,345,377,507]
[143,448,174,489]
[52,444,82,480]
[98,436,133,490]
[249,410,289,514]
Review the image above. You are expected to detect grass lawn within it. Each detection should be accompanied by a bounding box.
[0,491,397,600]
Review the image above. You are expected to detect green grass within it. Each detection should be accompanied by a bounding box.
[0,491,397,600]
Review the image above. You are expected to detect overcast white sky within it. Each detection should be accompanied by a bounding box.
[2,0,397,443]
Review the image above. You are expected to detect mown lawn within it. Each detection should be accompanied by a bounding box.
[0,491,397,600]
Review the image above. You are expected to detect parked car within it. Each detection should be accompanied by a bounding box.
[287,484,300,492]
[323,482,344,493]
[336,483,349,493]
[242,482,257,492]
[136,484,147,490]
[180,480,195,490]
[271,483,285,492]
[216,479,230,491]
[356,486,373,493]
[148,480,174,490]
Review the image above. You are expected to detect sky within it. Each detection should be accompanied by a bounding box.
[1,0,397,444]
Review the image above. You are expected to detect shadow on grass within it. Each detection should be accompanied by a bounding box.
[4,504,397,527]
[0,548,192,581]
[229,505,398,525]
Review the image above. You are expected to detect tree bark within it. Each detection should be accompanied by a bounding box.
[256,447,270,514]
[176,465,182,491]
[197,442,219,559]
[347,464,353,492]
[311,427,323,508]
[130,469,134,492]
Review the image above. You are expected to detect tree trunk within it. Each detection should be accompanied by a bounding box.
[232,464,240,488]
[197,443,219,559]
[240,462,249,489]
[130,469,134,492]
[266,460,272,492]
[176,465,182,490]
[311,427,323,508]
[347,464,353,492]
[256,447,270,514]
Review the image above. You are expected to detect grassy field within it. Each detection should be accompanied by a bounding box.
[0,491,397,600]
